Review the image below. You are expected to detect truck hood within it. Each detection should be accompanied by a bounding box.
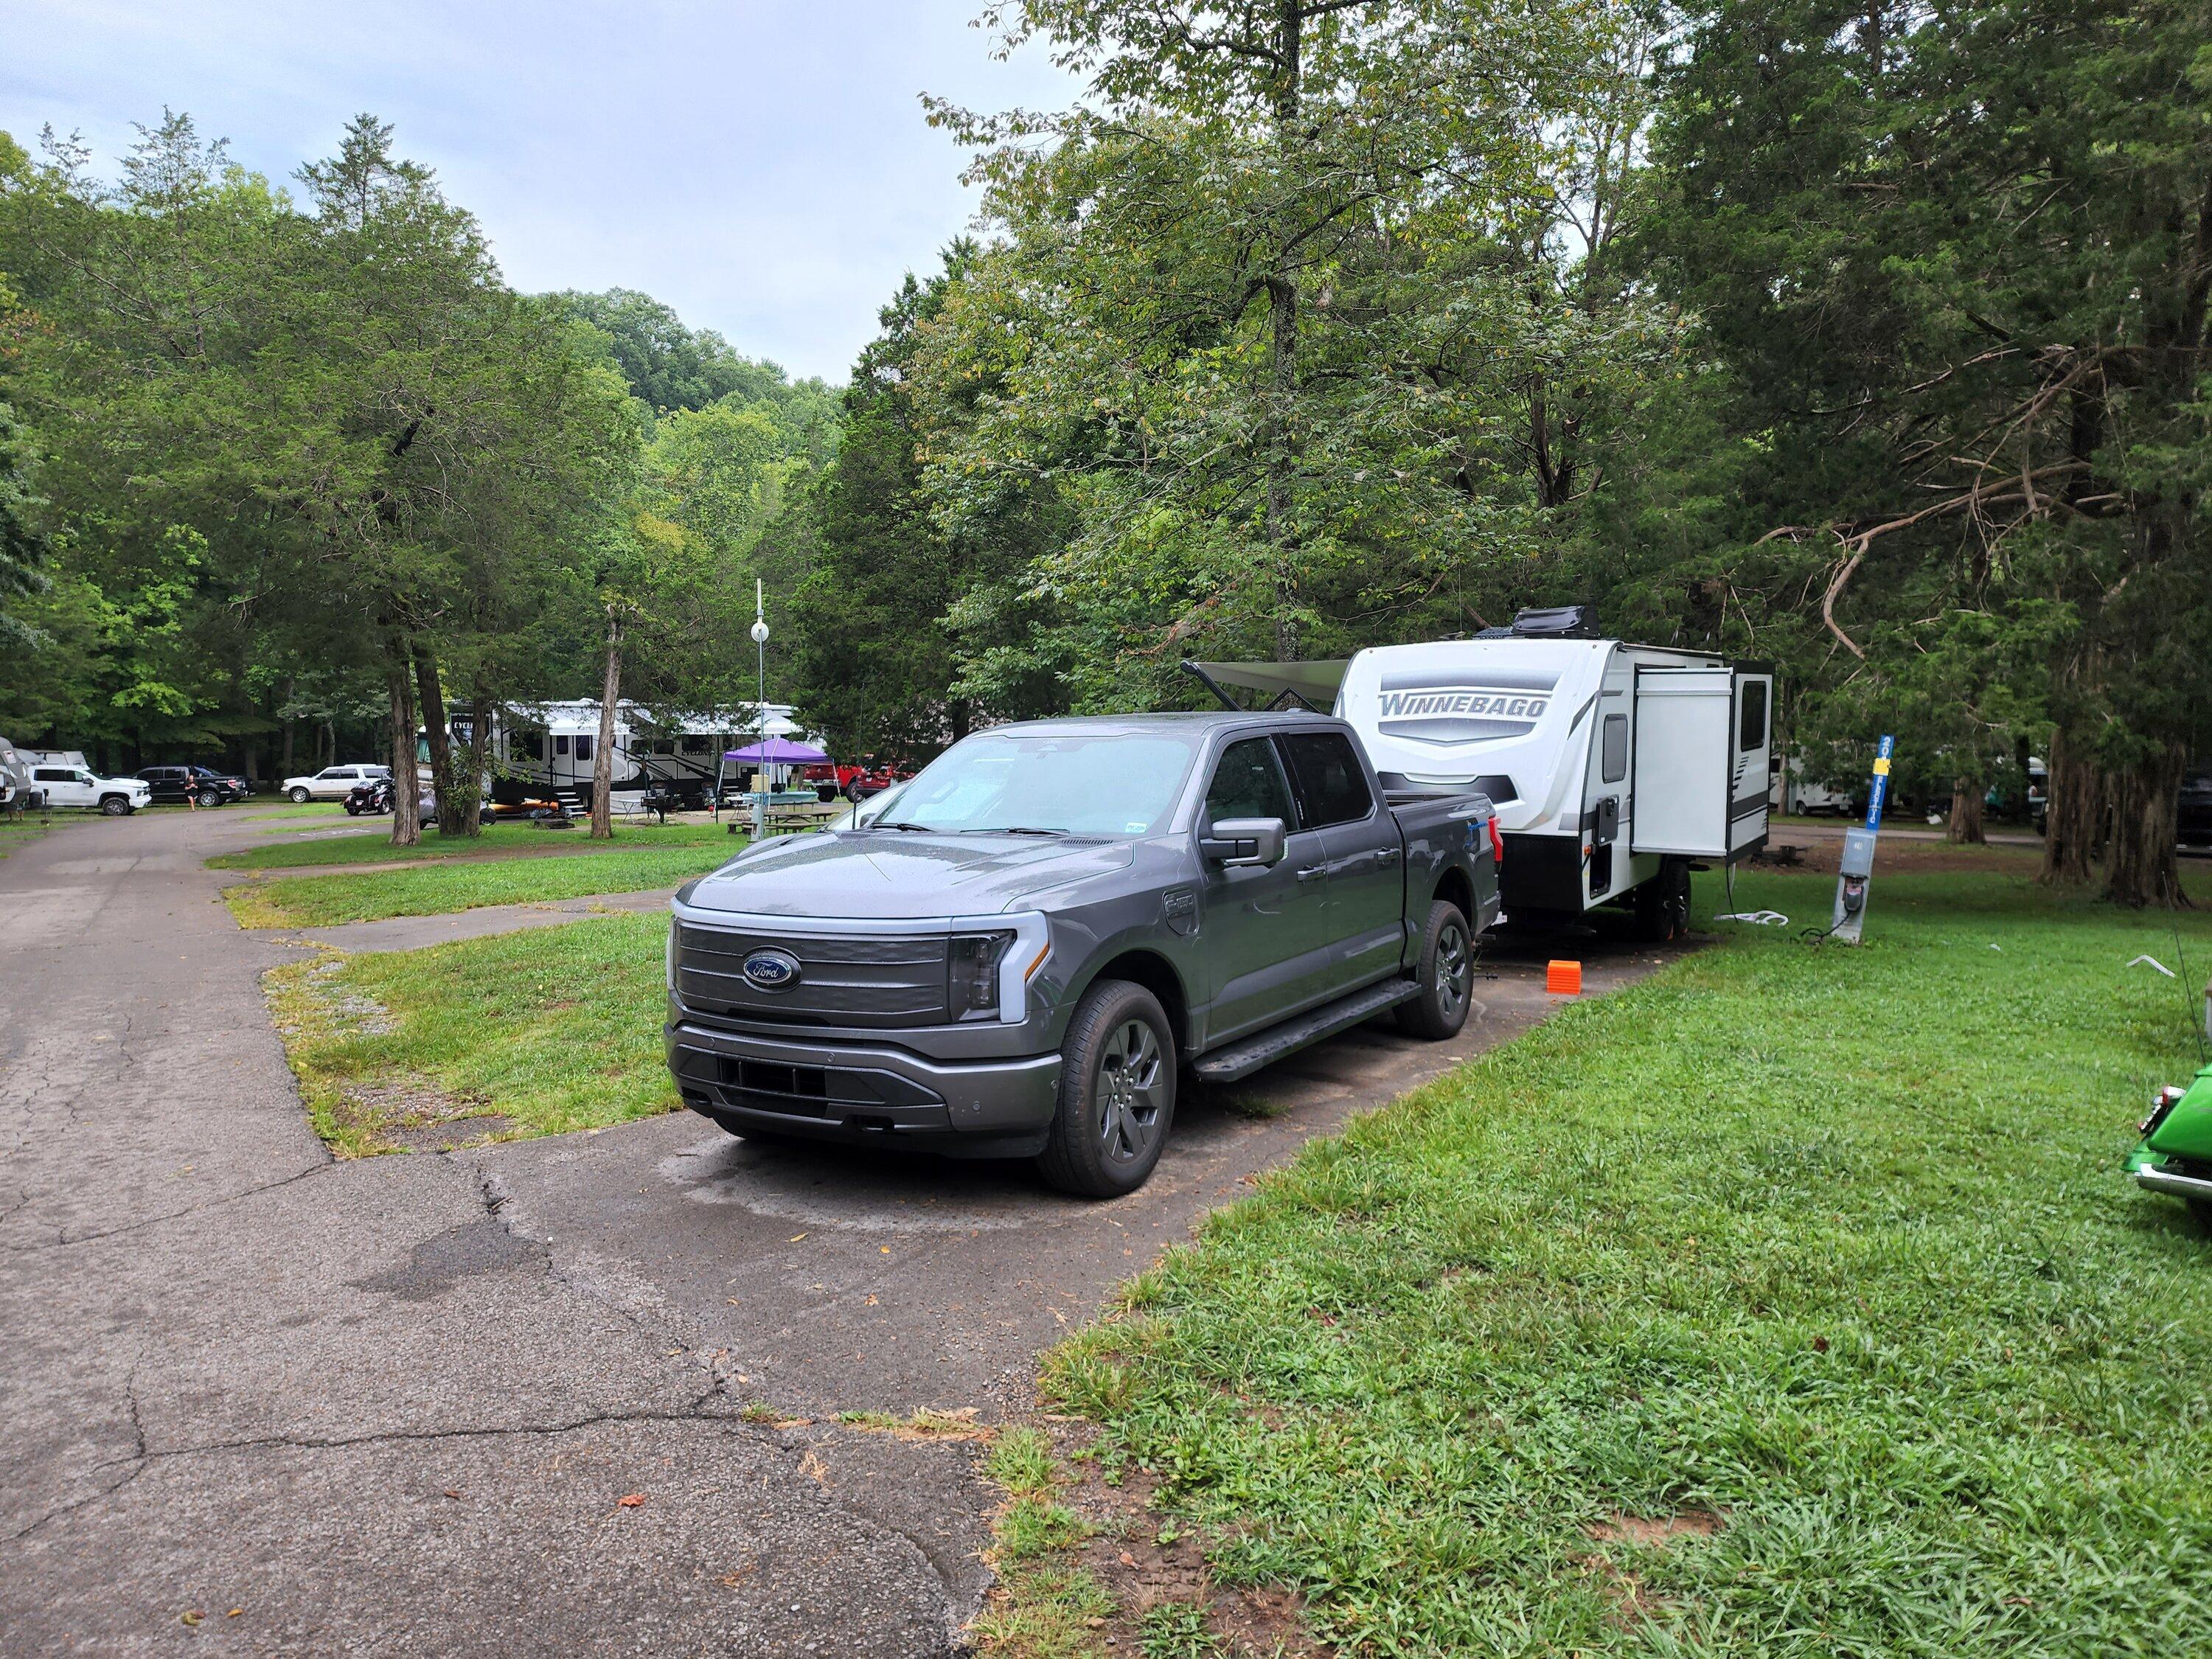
[678,830,1137,920]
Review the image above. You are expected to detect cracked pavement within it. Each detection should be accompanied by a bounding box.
[0,809,1684,1653]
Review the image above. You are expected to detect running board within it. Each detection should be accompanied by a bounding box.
[1192,980,1418,1082]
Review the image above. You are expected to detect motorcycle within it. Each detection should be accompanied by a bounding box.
[2127,1068,2212,1226]
[344,776,394,816]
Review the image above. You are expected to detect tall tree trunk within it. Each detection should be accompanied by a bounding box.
[590,608,621,839]
[386,655,421,848]
[2040,725,2101,885]
[413,643,463,836]
[2103,742,2188,908]
[1947,780,1985,844]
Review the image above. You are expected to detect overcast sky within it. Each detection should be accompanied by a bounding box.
[0,1,1080,382]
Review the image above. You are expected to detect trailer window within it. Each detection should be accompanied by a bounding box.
[1739,681,1769,751]
[554,735,570,757]
[574,735,594,762]
[1601,714,1627,783]
[1278,732,1373,829]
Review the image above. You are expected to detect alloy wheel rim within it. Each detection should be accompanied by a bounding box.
[1439,922,1470,1015]
[1097,1018,1165,1165]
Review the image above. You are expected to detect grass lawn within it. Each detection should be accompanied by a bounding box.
[268,913,674,1155]
[209,818,735,871]
[0,816,49,858]
[224,833,745,928]
[984,866,2212,1658]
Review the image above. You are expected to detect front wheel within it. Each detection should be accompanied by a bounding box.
[99,796,131,817]
[1397,900,1474,1039]
[196,789,220,808]
[1036,980,1177,1198]
[288,786,311,804]
[344,801,361,816]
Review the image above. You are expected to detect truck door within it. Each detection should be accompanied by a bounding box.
[1277,731,1403,993]
[1196,737,1336,1043]
[34,767,83,808]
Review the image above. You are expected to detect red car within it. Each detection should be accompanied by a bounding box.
[800,761,913,801]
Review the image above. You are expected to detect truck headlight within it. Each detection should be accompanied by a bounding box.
[948,931,1016,1022]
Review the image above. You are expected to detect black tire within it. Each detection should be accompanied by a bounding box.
[99,795,131,817]
[196,789,220,808]
[344,801,361,816]
[2190,1197,2212,1231]
[1036,981,1177,1198]
[1633,856,1693,943]
[1397,900,1475,1039]
[288,786,311,804]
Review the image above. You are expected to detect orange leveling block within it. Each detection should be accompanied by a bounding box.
[1545,960,1583,996]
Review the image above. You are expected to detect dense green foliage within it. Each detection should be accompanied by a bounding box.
[4,1,2206,898]
[1002,867,2212,1653]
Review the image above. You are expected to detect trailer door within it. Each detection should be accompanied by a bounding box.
[1727,667,1773,858]
[1630,668,1733,856]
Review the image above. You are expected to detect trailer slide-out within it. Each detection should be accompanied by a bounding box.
[1192,607,1773,938]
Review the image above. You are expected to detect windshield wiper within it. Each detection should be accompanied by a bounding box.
[869,820,936,832]
[991,826,1068,835]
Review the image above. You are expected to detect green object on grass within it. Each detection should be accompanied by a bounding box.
[2127,1062,2212,1223]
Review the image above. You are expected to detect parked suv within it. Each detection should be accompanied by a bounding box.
[32,765,150,815]
[667,712,1501,1196]
[280,763,390,803]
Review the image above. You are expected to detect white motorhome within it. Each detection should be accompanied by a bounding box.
[1193,609,1773,937]
[480,701,810,813]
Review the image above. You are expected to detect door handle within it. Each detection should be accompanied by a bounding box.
[1295,865,1325,883]
[1373,847,1400,866]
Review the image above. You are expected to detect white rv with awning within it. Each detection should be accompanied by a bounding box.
[1190,608,1772,936]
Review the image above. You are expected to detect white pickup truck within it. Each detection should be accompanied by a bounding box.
[31,765,151,815]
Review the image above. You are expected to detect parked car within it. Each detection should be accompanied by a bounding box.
[280,763,390,803]
[30,765,150,815]
[136,765,243,807]
[2178,763,2212,850]
[667,711,1502,1197]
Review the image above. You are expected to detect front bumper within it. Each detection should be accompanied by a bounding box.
[666,1018,1061,1158]
[2129,1141,2212,1204]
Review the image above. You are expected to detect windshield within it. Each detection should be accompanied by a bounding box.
[883,729,1201,837]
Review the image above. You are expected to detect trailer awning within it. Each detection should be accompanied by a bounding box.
[1188,659,1351,709]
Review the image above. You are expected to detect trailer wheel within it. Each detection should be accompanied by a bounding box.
[1397,900,1474,1040]
[1633,857,1692,943]
[1037,980,1176,1198]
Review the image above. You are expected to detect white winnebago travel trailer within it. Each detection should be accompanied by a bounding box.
[1191,608,1773,939]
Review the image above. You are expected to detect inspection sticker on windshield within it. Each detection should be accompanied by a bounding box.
[1125,821,1149,834]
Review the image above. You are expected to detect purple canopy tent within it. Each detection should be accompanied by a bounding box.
[723,738,830,764]
[714,735,832,820]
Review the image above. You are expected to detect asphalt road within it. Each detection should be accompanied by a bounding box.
[0,808,1686,1654]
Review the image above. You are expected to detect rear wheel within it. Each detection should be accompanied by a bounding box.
[1397,900,1474,1039]
[99,795,131,817]
[2191,1197,2212,1230]
[1633,856,1692,942]
[288,786,311,804]
[1037,980,1176,1198]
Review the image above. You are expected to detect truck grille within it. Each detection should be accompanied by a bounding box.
[674,922,951,1029]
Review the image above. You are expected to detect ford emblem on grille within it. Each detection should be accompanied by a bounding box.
[740,948,802,991]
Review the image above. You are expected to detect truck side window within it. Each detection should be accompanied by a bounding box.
[1278,732,1372,829]
[1739,681,1769,751]
[1601,714,1627,783]
[1204,738,1294,827]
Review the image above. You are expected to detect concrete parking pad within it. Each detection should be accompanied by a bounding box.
[0,809,1682,1650]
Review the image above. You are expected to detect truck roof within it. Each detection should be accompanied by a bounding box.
[984,710,1340,740]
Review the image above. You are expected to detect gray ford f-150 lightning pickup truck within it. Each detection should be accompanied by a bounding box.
[666,711,1501,1196]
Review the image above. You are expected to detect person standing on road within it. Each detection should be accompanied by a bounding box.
[181,775,197,812]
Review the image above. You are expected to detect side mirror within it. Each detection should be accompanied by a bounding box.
[1199,816,1287,868]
